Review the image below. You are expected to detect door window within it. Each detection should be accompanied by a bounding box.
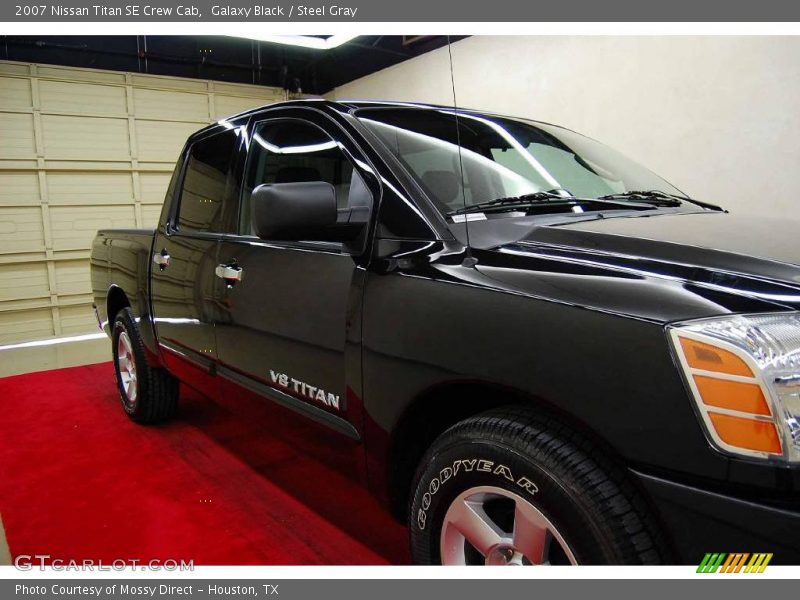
[240,120,368,235]
[176,128,240,233]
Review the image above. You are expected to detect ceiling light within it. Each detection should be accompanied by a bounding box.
[226,34,358,50]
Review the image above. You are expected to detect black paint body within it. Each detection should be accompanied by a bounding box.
[91,101,800,564]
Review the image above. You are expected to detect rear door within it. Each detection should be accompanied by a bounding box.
[150,125,243,389]
[213,109,377,451]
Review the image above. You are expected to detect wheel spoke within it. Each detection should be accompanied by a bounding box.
[449,499,504,556]
[117,331,138,404]
[512,502,550,564]
[440,485,577,566]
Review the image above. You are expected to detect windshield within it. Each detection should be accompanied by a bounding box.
[356,107,687,216]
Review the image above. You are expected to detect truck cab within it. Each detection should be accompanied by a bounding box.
[91,100,800,566]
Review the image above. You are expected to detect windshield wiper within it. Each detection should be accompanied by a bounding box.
[596,190,688,206]
[448,191,663,216]
[600,189,725,211]
[447,191,568,216]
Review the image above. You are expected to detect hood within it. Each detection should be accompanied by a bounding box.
[472,211,800,322]
[539,211,800,280]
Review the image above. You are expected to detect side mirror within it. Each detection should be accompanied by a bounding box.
[251,182,337,241]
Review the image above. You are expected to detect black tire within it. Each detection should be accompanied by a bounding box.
[409,407,666,565]
[111,307,178,424]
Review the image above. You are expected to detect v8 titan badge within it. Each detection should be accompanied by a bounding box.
[269,370,340,410]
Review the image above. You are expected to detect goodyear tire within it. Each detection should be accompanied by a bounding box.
[111,307,178,424]
[409,408,665,565]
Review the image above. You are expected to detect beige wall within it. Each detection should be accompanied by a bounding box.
[333,36,800,220]
[0,61,285,345]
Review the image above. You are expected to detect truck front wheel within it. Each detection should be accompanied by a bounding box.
[409,408,665,565]
[111,307,178,424]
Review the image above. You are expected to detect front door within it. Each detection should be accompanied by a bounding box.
[213,114,375,470]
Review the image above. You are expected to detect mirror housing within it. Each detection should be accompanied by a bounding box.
[251,181,370,243]
[251,182,338,241]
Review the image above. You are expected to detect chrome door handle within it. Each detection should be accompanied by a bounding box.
[215,264,243,284]
[153,250,170,269]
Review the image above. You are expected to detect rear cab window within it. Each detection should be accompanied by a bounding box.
[176,127,241,234]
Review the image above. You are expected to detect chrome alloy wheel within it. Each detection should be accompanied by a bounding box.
[440,485,577,565]
[117,330,137,405]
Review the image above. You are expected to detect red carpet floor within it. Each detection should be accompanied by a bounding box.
[0,362,408,565]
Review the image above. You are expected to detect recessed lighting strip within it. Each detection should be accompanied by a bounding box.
[0,332,107,352]
[225,34,358,50]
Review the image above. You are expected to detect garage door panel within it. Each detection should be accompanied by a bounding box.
[39,80,127,116]
[215,82,284,100]
[36,65,126,85]
[133,88,209,121]
[0,62,30,77]
[59,303,97,335]
[49,205,136,251]
[0,262,49,302]
[0,308,53,343]
[132,74,206,92]
[0,207,46,254]
[0,77,32,109]
[54,259,91,297]
[47,172,133,205]
[136,120,203,162]
[141,204,164,227]
[215,95,265,120]
[0,172,40,206]
[0,113,36,158]
[139,172,172,204]
[41,115,130,160]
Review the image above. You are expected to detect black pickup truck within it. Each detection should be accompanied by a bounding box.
[91,100,800,566]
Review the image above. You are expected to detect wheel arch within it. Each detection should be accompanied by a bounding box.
[106,284,131,324]
[106,284,162,367]
[386,379,646,523]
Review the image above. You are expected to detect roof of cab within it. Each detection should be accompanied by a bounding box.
[190,98,455,139]
[228,98,460,120]
[195,98,537,141]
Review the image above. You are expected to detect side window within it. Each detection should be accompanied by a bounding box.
[177,129,239,233]
[240,120,367,235]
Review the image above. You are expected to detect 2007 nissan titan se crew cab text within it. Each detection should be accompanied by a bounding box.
[91,100,800,566]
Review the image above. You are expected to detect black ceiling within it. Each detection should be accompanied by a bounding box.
[0,35,466,95]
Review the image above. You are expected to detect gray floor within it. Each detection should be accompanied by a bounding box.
[0,336,109,378]
[0,513,11,566]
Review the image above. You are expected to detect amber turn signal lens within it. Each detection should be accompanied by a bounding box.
[708,412,782,454]
[693,375,771,416]
[680,337,753,377]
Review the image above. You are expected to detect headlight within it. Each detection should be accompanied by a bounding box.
[668,312,800,463]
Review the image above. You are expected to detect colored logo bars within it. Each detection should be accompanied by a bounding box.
[697,553,773,573]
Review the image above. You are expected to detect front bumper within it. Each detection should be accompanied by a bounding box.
[633,470,800,565]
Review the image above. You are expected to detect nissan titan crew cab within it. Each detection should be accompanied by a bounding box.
[91,100,800,565]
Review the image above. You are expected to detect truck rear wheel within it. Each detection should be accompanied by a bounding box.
[409,408,665,565]
[111,307,178,424]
